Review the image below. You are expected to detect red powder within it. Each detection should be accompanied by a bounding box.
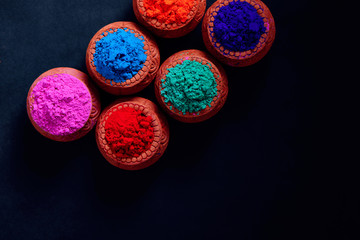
[143,0,195,25]
[105,107,154,158]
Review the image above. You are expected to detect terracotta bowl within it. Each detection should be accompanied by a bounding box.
[26,67,101,142]
[133,0,206,38]
[202,0,276,67]
[86,21,160,95]
[154,49,228,123]
[95,97,169,170]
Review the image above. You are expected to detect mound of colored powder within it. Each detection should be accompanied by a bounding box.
[143,0,195,24]
[105,107,154,158]
[213,1,266,52]
[93,29,147,84]
[31,74,92,136]
[161,60,217,114]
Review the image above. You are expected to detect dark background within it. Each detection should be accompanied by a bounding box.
[0,0,357,239]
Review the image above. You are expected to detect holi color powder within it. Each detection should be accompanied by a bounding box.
[213,1,266,52]
[30,74,92,136]
[93,29,147,84]
[105,107,154,158]
[143,0,195,24]
[161,60,217,114]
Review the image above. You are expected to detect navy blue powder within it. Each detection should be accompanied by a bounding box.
[213,1,266,52]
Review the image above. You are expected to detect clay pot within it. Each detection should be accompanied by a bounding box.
[133,0,206,38]
[86,21,160,95]
[154,49,228,123]
[26,67,101,142]
[96,97,169,170]
[202,0,276,67]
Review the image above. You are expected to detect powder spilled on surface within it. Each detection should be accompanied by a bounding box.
[105,107,154,158]
[161,60,217,114]
[213,1,266,52]
[143,0,195,25]
[94,29,147,84]
[31,73,92,136]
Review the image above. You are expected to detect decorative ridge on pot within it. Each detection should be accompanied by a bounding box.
[154,49,228,123]
[202,0,276,67]
[26,67,101,142]
[96,97,169,170]
[86,21,160,95]
[133,0,206,38]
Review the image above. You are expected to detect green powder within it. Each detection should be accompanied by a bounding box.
[161,60,218,114]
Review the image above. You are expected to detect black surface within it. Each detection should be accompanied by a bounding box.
[0,0,356,239]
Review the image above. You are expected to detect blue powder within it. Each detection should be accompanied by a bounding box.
[93,28,147,83]
[213,1,266,52]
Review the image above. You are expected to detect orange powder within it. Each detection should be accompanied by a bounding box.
[142,0,195,25]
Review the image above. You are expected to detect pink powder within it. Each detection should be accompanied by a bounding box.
[30,73,92,136]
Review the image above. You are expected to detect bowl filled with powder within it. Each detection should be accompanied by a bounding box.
[26,67,101,142]
[96,97,169,170]
[202,0,275,67]
[133,0,206,38]
[154,49,228,123]
[86,21,160,95]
